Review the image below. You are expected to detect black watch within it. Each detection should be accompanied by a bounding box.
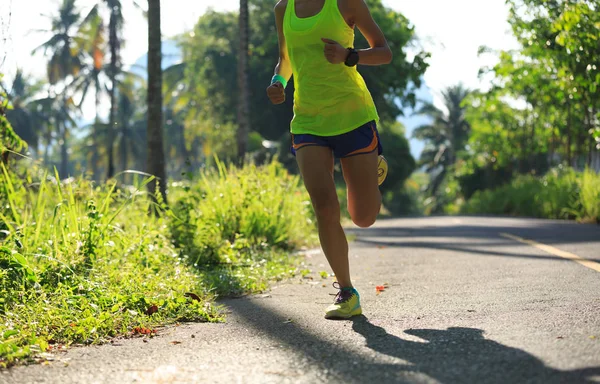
[344,48,359,67]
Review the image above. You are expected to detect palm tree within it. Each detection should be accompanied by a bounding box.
[1,70,44,154]
[34,0,84,86]
[163,62,195,174]
[82,0,126,179]
[74,9,107,180]
[116,75,146,178]
[147,0,167,208]
[28,93,78,175]
[33,0,85,177]
[413,84,471,196]
[105,0,125,179]
[78,82,145,183]
[237,0,250,163]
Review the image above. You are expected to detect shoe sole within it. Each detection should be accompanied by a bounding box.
[324,307,363,320]
[378,156,388,186]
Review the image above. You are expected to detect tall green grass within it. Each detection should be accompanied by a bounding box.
[462,167,600,223]
[170,159,317,295]
[0,159,316,367]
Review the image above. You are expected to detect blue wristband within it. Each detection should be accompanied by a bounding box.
[271,74,288,89]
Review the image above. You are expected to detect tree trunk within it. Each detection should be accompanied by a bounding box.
[107,5,119,179]
[566,103,572,166]
[549,113,556,167]
[121,125,128,179]
[44,135,50,166]
[586,107,594,168]
[236,0,250,164]
[59,120,69,178]
[146,0,168,210]
[520,105,529,173]
[575,115,585,170]
[530,104,536,156]
[178,122,191,176]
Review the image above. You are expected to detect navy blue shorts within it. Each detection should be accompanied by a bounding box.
[290,121,383,159]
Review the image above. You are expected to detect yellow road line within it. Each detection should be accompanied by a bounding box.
[500,232,600,273]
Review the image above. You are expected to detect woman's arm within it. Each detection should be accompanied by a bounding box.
[322,0,392,66]
[267,0,292,105]
[273,0,293,81]
[350,0,393,65]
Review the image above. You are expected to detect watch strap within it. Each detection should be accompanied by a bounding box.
[344,48,359,67]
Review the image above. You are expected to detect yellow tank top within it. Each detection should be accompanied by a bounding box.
[283,0,379,136]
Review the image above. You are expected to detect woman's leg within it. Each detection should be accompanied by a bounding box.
[340,151,381,228]
[296,146,353,288]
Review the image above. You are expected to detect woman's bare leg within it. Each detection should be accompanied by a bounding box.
[296,146,352,288]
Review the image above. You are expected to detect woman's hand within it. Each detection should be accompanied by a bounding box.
[267,82,286,105]
[322,38,347,64]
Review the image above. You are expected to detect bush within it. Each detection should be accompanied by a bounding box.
[462,167,600,223]
[170,159,316,266]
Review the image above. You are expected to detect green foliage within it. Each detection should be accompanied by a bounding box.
[1,71,45,154]
[462,167,600,223]
[443,0,600,215]
[0,77,27,159]
[170,159,318,294]
[382,184,424,217]
[455,161,514,201]
[378,122,420,216]
[170,159,316,268]
[170,158,318,296]
[0,159,315,367]
[0,165,219,367]
[379,121,417,194]
[475,0,600,172]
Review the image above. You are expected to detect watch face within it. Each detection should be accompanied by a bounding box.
[346,51,359,66]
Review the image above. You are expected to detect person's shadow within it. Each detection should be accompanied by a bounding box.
[352,316,600,383]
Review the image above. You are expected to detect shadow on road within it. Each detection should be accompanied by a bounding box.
[346,218,600,263]
[346,217,600,244]
[354,238,574,262]
[345,219,600,247]
[351,316,600,384]
[225,298,600,383]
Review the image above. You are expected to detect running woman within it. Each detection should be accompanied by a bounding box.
[266,0,392,319]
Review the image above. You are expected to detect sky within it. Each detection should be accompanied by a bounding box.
[0,0,519,156]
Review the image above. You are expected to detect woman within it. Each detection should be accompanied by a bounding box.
[266,0,392,319]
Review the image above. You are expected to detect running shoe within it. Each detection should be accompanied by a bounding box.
[325,282,362,319]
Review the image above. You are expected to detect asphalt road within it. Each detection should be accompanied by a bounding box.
[4,216,600,384]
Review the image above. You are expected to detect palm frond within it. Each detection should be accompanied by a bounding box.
[81,4,101,26]
[132,0,148,17]
[164,63,186,88]
[32,34,66,56]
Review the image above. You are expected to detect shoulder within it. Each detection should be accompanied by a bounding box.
[275,0,288,15]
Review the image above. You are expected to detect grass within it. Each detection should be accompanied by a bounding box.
[462,167,600,223]
[0,159,317,368]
